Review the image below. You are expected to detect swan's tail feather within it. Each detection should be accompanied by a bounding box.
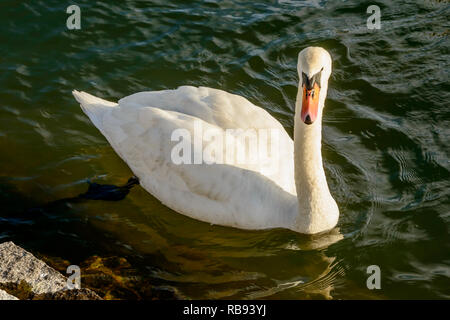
[72,90,117,131]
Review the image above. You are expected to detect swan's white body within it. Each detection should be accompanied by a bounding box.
[73,47,339,234]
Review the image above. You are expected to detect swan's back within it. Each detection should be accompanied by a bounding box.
[73,86,297,230]
[119,86,282,131]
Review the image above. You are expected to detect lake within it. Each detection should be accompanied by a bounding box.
[0,0,449,299]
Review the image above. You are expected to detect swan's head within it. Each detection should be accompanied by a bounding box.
[297,47,332,125]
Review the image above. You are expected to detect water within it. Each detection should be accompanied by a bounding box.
[0,0,449,299]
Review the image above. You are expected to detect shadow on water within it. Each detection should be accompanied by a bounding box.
[0,177,177,299]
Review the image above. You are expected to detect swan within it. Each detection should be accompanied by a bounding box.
[72,46,339,234]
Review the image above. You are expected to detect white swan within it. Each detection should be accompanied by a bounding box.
[72,46,339,234]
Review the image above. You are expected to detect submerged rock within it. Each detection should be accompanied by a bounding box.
[33,287,102,300]
[0,241,101,300]
[74,255,178,300]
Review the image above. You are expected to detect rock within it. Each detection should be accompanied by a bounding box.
[0,241,67,295]
[0,241,101,300]
[0,288,18,300]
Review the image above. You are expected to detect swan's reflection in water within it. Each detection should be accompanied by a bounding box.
[86,193,345,299]
[244,228,344,299]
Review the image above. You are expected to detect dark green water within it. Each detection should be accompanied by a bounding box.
[1,0,449,299]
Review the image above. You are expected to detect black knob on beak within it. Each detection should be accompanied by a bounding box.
[304,115,312,125]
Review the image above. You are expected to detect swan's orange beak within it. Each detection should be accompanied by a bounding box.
[301,83,320,125]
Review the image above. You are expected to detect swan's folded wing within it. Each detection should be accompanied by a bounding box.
[100,105,296,229]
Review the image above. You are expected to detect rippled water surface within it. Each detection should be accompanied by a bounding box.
[1,0,449,299]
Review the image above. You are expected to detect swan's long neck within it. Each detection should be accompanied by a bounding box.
[292,84,338,234]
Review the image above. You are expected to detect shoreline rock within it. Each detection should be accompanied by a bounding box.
[0,288,18,300]
[0,241,101,300]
